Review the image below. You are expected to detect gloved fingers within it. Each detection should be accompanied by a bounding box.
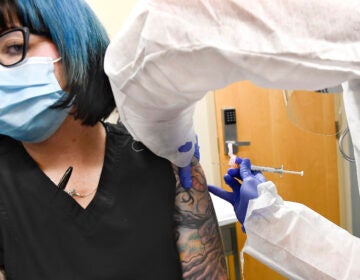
[178,137,200,161]
[234,198,249,226]
[235,157,243,165]
[179,164,192,189]
[240,178,259,199]
[237,180,259,226]
[208,185,234,204]
[239,158,253,180]
[177,135,200,189]
[232,158,266,182]
[227,167,240,178]
[224,174,241,191]
[254,171,267,183]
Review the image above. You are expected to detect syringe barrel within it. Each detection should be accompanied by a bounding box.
[251,165,282,174]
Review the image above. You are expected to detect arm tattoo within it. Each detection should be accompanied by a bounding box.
[173,157,228,280]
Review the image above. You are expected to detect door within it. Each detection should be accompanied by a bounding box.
[214,81,340,279]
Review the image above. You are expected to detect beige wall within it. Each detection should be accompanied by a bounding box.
[194,93,221,186]
[86,0,137,38]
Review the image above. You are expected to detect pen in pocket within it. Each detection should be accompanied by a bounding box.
[57,166,73,190]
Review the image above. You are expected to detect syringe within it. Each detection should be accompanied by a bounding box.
[226,142,304,177]
[251,164,304,177]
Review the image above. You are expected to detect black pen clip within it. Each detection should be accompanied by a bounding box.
[57,166,73,190]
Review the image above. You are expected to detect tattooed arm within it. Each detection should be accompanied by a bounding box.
[173,157,228,280]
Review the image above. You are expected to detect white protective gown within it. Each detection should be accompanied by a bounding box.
[104,1,360,278]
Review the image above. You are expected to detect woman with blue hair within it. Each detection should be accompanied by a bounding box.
[0,1,227,279]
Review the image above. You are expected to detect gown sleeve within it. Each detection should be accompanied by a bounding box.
[242,181,360,279]
[104,0,360,167]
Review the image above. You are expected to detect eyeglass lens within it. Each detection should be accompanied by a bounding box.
[0,30,26,66]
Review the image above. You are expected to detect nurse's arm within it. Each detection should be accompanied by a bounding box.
[173,157,228,279]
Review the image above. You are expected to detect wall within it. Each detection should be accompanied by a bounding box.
[193,92,221,186]
[86,0,137,38]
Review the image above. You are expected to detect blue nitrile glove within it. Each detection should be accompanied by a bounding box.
[178,136,200,189]
[208,157,266,232]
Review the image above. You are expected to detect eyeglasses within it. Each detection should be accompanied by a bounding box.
[0,27,29,67]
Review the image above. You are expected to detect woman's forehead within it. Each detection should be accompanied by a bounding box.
[0,4,22,32]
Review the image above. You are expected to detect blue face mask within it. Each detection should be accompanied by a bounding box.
[0,57,70,142]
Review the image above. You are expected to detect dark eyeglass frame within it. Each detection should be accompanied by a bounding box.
[0,26,29,67]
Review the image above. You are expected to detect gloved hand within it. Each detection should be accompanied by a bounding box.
[178,136,200,189]
[208,157,266,232]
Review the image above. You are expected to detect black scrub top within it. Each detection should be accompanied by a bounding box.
[0,123,182,280]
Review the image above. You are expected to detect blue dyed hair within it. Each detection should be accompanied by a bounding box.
[0,0,115,125]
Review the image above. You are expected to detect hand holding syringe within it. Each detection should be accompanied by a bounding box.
[227,142,304,177]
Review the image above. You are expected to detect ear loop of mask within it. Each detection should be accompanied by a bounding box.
[53,57,62,63]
